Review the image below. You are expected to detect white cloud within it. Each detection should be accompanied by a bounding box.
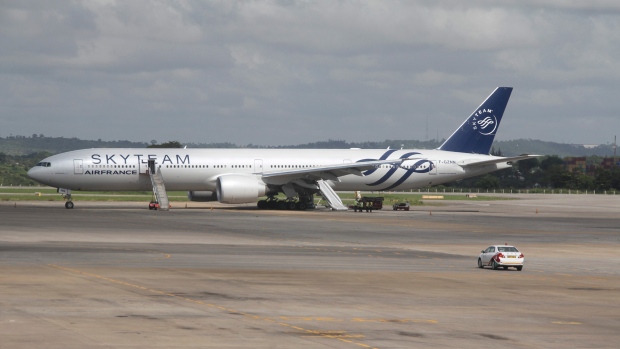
[0,0,619,144]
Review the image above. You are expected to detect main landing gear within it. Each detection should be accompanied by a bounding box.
[257,196,316,211]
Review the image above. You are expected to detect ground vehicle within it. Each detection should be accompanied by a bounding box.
[393,202,410,211]
[361,197,384,210]
[478,245,524,271]
[350,197,384,212]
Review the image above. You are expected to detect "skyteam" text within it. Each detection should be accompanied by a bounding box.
[91,154,190,165]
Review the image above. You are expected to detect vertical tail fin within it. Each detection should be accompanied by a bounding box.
[438,87,513,154]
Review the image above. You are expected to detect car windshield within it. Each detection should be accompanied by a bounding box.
[498,246,519,252]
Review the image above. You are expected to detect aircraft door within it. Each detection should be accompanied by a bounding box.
[139,158,154,174]
[429,160,437,175]
[73,159,83,174]
[148,159,156,175]
[254,159,263,174]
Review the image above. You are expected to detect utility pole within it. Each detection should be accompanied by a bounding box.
[614,135,617,167]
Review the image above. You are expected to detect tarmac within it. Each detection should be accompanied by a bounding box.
[1,194,619,348]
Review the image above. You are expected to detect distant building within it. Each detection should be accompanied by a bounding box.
[564,157,586,173]
[566,156,619,175]
[569,144,601,149]
[601,157,620,169]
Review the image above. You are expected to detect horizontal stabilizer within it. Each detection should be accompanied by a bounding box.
[459,154,541,168]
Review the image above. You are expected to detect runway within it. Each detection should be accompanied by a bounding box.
[1,195,619,348]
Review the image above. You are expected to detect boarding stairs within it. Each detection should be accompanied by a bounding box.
[149,167,170,211]
[317,180,348,211]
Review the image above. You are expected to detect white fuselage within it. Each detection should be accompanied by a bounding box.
[27,148,509,192]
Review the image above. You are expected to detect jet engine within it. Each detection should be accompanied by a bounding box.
[187,191,218,202]
[216,174,268,204]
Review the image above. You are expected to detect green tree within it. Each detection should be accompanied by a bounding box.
[541,164,571,188]
[567,172,594,190]
[539,155,564,171]
[147,141,183,148]
[476,175,500,190]
[611,167,620,190]
[594,168,612,190]
[518,157,539,175]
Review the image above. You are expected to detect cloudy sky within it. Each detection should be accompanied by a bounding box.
[1,0,619,146]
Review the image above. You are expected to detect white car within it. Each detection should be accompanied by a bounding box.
[478,245,524,271]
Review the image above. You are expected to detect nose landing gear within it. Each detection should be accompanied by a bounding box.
[58,188,74,209]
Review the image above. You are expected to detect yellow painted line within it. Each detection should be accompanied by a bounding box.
[552,321,581,325]
[48,264,379,349]
[280,316,342,322]
[351,318,437,324]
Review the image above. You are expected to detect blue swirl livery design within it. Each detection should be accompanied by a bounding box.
[358,151,432,190]
[358,149,398,176]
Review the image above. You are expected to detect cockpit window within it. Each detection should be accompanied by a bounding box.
[36,162,51,167]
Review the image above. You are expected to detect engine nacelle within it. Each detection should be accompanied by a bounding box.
[216,175,267,204]
[187,191,218,202]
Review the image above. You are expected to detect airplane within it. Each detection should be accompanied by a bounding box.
[27,87,538,210]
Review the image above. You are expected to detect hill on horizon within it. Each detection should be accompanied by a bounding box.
[0,135,616,158]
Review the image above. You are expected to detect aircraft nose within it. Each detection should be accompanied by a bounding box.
[27,166,44,183]
[27,166,37,179]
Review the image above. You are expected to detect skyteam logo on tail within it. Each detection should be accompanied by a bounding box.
[438,87,511,154]
[470,109,497,135]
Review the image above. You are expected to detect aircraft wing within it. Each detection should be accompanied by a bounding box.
[458,154,541,168]
[259,159,403,185]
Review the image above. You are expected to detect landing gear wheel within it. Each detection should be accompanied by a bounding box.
[289,202,297,210]
[298,202,307,210]
[477,258,483,269]
[257,200,268,209]
[65,201,74,209]
[277,201,288,210]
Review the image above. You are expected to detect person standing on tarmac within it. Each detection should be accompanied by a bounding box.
[365,200,373,213]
